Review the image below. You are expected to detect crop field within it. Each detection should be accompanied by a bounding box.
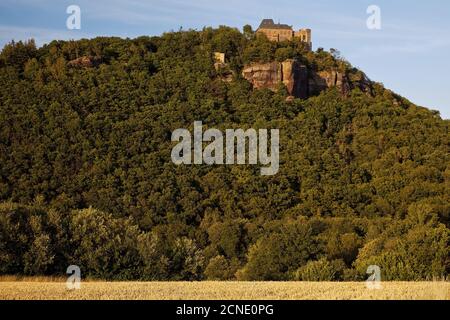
[0,280,448,300]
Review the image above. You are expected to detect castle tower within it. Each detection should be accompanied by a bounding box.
[256,19,312,51]
[294,28,312,50]
[256,19,294,42]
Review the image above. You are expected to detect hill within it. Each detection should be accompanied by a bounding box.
[0,26,448,281]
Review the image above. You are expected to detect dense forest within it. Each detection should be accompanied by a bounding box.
[0,25,448,281]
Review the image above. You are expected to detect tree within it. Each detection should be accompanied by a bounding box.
[204,255,236,280]
[0,28,448,281]
[137,232,170,280]
[68,208,141,279]
[295,258,346,281]
[170,237,205,280]
[354,223,449,280]
[0,39,37,70]
[237,220,320,280]
[23,235,54,275]
[243,24,254,40]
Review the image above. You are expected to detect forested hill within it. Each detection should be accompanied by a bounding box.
[0,26,448,281]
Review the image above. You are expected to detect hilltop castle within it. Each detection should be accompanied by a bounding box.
[256,19,312,50]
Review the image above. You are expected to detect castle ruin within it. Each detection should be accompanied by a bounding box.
[256,19,312,50]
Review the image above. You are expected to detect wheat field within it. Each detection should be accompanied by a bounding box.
[0,280,448,300]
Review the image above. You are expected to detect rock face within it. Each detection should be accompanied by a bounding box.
[68,56,102,68]
[242,59,308,99]
[242,61,281,91]
[281,60,309,99]
[242,60,372,99]
[309,70,350,96]
[309,70,373,96]
[213,52,234,82]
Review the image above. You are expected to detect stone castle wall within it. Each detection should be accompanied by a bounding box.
[256,24,312,50]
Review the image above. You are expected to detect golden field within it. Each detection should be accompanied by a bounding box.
[0,279,448,300]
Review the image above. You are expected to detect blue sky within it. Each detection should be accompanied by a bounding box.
[1,0,449,118]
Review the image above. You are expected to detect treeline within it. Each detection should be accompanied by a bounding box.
[0,201,448,280]
[0,26,449,280]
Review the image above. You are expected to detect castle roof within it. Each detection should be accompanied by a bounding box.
[258,19,293,30]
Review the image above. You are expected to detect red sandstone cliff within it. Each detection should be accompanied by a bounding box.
[242,59,372,99]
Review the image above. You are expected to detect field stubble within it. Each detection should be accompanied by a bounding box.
[0,280,449,300]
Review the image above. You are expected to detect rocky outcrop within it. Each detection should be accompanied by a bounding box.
[214,62,234,83]
[309,70,350,96]
[242,61,280,91]
[281,60,309,99]
[242,59,308,99]
[68,56,102,68]
[242,60,373,99]
[309,70,373,96]
[214,52,234,82]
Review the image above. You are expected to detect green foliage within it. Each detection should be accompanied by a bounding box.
[295,258,346,281]
[0,39,37,70]
[23,234,54,275]
[354,218,449,280]
[204,255,239,280]
[137,232,170,280]
[242,25,255,41]
[68,208,142,280]
[170,237,205,280]
[0,202,66,275]
[0,27,448,280]
[237,219,320,280]
[206,219,248,259]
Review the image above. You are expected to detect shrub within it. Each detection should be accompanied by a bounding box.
[137,232,170,280]
[237,220,320,280]
[205,255,233,280]
[295,258,345,281]
[354,224,449,280]
[23,234,54,275]
[68,208,142,280]
[170,237,205,280]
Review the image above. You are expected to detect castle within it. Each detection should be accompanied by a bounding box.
[256,19,312,50]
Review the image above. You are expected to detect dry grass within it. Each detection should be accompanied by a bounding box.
[0,280,448,300]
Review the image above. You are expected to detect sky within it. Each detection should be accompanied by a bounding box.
[0,0,449,119]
